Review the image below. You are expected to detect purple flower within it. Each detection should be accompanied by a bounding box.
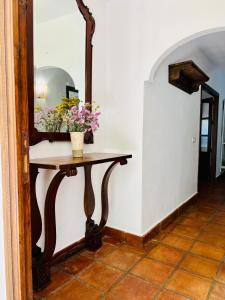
[65,103,101,132]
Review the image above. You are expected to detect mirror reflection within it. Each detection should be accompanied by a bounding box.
[34,0,85,132]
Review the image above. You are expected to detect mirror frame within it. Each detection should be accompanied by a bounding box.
[27,0,95,145]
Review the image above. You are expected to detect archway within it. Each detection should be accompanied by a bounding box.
[149,27,225,82]
[142,28,225,233]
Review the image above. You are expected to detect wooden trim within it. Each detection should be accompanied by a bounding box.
[52,238,85,266]
[104,193,199,247]
[44,193,199,270]
[198,83,219,182]
[0,0,33,299]
[0,2,15,298]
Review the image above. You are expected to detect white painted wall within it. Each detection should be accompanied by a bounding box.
[29,0,225,259]
[30,0,142,255]
[102,0,225,236]
[142,42,221,233]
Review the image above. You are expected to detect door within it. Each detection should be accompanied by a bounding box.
[198,84,219,181]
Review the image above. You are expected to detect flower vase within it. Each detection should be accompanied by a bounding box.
[70,132,84,158]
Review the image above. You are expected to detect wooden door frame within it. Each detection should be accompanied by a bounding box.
[198,83,219,182]
[0,0,33,299]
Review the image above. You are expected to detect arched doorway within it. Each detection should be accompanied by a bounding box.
[142,28,225,232]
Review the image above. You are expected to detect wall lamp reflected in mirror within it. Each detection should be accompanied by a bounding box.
[36,80,48,99]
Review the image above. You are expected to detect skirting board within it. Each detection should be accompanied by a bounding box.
[216,170,225,181]
[51,192,198,264]
[104,193,199,247]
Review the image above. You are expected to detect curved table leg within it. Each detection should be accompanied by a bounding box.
[33,168,77,291]
[30,166,42,259]
[84,165,101,250]
[99,159,127,230]
[84,159,128,251]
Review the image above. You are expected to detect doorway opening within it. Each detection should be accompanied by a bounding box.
[198,83,219,182]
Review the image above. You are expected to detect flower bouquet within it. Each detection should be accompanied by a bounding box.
[34,97,101,157]
[64,102,101,157]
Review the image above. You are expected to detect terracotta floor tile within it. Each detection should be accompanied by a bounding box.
[152,231,167,241]
[172,225,201,239]
[191,241,225,261]
[131,258,173,286]
[35,181,225,300]
[212,216,225,226]
[180,254,219,279]
[110,274,159,300]
[162,233,193,251]
[81,242,116,259]
[157,289,190,300]
[47,279,102,300]
[209,282,225,299]
[119,243,146,256]
[204,223,225,236]
[62,254,94,275]
[214,211,225,218]
[162,222,177,232]
[216,263,225,283]
[166,270,212,300]
[144,240,159,252]
[101,248,141,271]
[179,217,207,228]
[78,262,123,292]
[198,232,225,249]
[185,211,212,222]
[147,244,185,266]
[103,236,123,246]
[34,270,72,298]
[104,294,117,300]
[197,207,216,214]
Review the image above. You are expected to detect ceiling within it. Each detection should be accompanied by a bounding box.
[34,0,79,24]
[190,31,225,69]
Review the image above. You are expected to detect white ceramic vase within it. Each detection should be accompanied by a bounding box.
[70,132,84,158]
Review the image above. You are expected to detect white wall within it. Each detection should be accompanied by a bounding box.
[30,0,225,257]
[103,0,225,236]
[142,43,217,233]
[30,0,142,255]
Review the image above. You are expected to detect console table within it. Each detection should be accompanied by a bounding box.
[29,153,132,290]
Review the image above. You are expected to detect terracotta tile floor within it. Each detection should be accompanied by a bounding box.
[34,180,225,299]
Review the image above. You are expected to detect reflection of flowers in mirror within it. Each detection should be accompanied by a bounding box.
[34,97,101,134]
[36,79,48,99]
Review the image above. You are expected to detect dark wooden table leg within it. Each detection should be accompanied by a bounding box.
[30,166,42,259]
[33,168,77,291]
[99,159,127,230]
[84,165,101,250]
[84,159,128,251]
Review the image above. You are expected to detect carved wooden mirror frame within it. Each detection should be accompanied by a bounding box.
[27,0,95,145]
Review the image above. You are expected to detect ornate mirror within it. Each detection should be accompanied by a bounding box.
[27,0,95,145]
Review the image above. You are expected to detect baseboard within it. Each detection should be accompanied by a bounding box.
[216,171,225,182]
[52,237,85,265]
[104,192,199,247]
[51,192,198,263]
